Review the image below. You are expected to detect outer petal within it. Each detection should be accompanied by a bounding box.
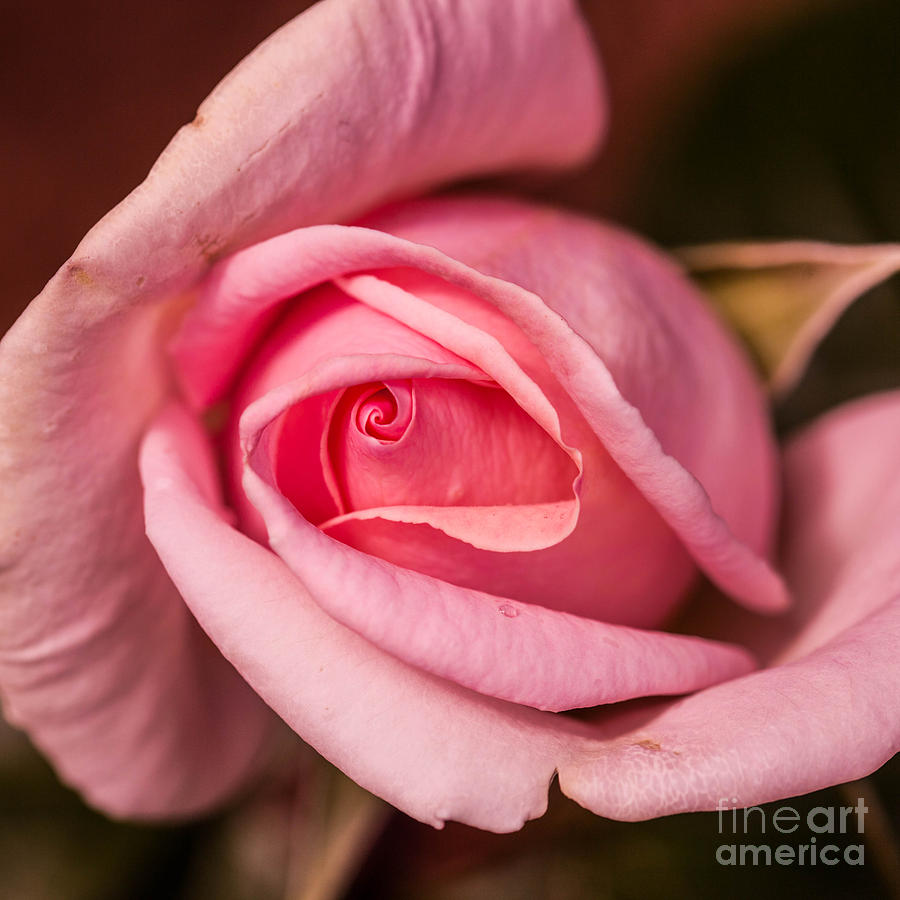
[0,296,273,817]
[557,392,900,820]
[168,0,604,404]
[0,0,602,816]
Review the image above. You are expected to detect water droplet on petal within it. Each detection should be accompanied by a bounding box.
[498,603,519,618]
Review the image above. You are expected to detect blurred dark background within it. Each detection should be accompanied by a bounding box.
[1,0,898,897]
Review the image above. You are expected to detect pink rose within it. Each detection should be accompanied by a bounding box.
[0,0,897,834]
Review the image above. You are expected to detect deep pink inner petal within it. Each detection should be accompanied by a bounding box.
[317,377,577,518]
[353,382,413,442]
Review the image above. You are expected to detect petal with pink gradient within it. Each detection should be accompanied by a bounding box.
[220,281,482,543]
[212,246,692,624]
[325,377,577,514]
[0,0,603,817]
[0,296,274,818]
[245,350,583,557]
[170,0,605,405]
[361,199,786,613]
[559,392,900,820]
[141,402,579,832]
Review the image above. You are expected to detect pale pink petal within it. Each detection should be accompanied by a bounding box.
[775,391,900,661]
[326,378,576,512]
[316,510,692,630]
[320,502,579,554]
[680,241,900,395]
[0,310,273,815]
[0,0,602,816]
[687,390,900,666]
[557,392,900,820]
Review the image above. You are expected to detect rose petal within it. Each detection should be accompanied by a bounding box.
[142,394,900,829]
[775,391,900,661]
[227,278,585,557]
[223,281,478,542]
[682,389,900,665]
[361,198,787,614]
[0,303,273,818]
[679,241,900,395]
[326,378,576,512]
[558,391,900,820]
[0,365,272,820]
[227,255,692,622]
[141,401,577,831]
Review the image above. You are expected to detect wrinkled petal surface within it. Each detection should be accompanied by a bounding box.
[171,0,604,405]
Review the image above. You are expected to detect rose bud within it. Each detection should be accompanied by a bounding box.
[0,0,896,835]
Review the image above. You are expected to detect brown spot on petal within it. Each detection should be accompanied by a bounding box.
[70,266,93,287]
[635,739,662,751]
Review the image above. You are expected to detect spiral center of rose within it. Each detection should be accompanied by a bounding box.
[352,381,413,443]
[315,375,575,517]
